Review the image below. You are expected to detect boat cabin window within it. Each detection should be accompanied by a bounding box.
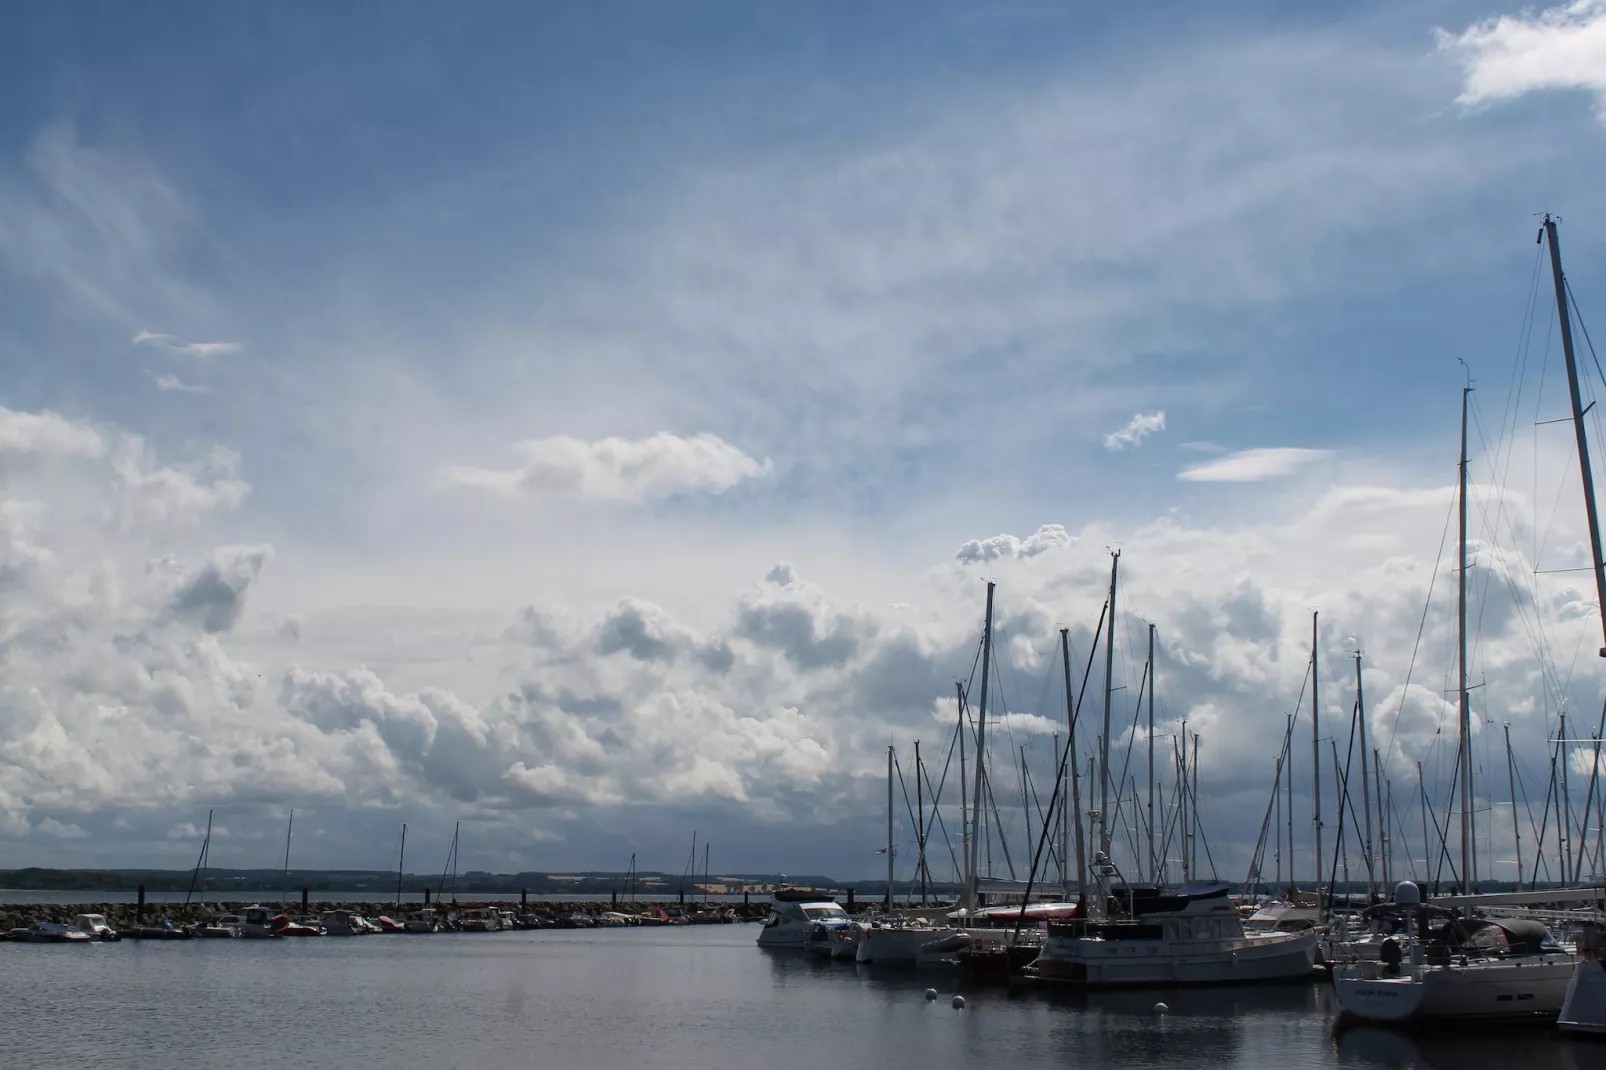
[803,905,846,920]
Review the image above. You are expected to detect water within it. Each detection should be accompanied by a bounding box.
[1,925,1598,1070]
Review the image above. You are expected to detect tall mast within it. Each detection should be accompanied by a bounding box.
[1418,761,1430,888]
[1374,748,1389,890]
[1458,384,1476,892]
[282,808,295,903]
[1311,612,1324,908]
[966,582,995,910]
[1097,551,1119,913]
[1178,723,1190,883]
[1147,622,1157,885]
[185,809,213,906]
[1190,732,1200,877]
[956,682,970,896]
[396,822,407,906]
[1543,215,1606,658]
[1354,653,1375,900]
[915,739,927,905]
[1561,711,1574,882]
[885,744,895,910]
[1286,715,1295,894]
[1504,724,1522,889]
[1060,628,1086,897]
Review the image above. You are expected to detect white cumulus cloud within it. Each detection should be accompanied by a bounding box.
[955,524,1075,564]
[1103,411,1167,451]
[1439,1,1606,116]
[0,405,105,458]
[1178,447,1331,483]
[439,432,771,502]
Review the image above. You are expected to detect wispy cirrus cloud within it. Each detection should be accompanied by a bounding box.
[1177,447,1331,482]
[152,373,209,394]
[439,432,771,502]
[133,330,240,358]
[1103,411,1167,452]
[1439,0,1606,116]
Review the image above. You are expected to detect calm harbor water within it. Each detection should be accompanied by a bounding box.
[2,925,1600,1070]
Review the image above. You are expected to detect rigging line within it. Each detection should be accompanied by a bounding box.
[1382,472,1457,768]
[1568,278,1606,397]
[920,755,965,883]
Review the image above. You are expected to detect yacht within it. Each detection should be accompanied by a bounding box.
[1025,882,1318,986]
[854,917,967,965]
[1330,883,1576,1023]
[756,889,852,949]
[17,921,92,943]
[71,914,120,941]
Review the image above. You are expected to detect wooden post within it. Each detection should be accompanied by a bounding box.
[520,888,528,907]
[611,890,618,906]
[137,884,147,921]
[423,888,431,905]
[743,890,749,906]
[301,888,309,910]
[846,887,855,913]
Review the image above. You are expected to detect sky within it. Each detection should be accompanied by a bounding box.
[3,0,1606,885]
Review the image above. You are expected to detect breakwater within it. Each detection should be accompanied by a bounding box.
[2,899,769,932]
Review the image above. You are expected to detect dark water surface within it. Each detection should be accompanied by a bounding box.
[2,925,1599,1070]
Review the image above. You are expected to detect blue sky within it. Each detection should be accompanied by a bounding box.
[4,1,1606,878]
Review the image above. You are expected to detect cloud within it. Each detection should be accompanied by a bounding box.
[439,432,771,502]
[133,331,241,358]
[1103,411,1167,451]
[108,438,250,529]
[1439,1,1606,115]
[36,817,89,839]
[152,373,208,394]
[955,524,1075,564]
[1177,447,1332,483]
[166,545,273,633]
[0,405,104,458]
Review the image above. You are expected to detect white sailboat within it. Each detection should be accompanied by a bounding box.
[1028,552,1319,987]
[1333,217,1598,1023]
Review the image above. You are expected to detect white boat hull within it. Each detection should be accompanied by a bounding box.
[855,927,964,966]
[1031,929,1318,986]
[1333,957,1576,1022]
[1559,960,1606,1034]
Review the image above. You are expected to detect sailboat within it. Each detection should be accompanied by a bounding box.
[1333,217,1588,1023]
[1027,552,1320,986]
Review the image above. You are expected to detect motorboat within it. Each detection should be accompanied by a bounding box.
[459,908,503,932]
[277,918,325,937]
[596,912,633,928]
[192,915,241,938]
[1330,883,1576,1023]
[18,921,92,943]
[71,914,120,941]
[1025,882,1318,986]
[756,889,852,950]
[403,909,442,933]
[372,915,406,933]
[240,906,285,939]
[132,918,193,940]
[319,910,371,936]
[854,917,967,965]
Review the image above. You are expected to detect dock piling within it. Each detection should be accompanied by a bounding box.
[136,884,146,921]
[302,888,309,910]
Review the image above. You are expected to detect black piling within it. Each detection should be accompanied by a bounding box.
[301,888,309,910]
[423,888,431,905]
[520,889,528,907]
[611,890,618,906]
[137,884,147,921]
[743,890,750,906]
[845,887,855,913]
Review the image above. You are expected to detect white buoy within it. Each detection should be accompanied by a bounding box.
[951,995,966,1009]
[924,989,938,1001]
[1154,1002,1169,1015]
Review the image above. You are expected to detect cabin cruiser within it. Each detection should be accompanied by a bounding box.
[192,915,241,938]
[1025,882,1318,986]
[132,917,192,940]
[18,921,92,943]
[320,910,374,936]
[71,914,119,941]
[459,908,504,932]
[403,909,442,933]
[756,889,852,950]
[1331,882,1576,1023]
[240,905,284,939]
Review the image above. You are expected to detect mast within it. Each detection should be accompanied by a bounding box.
[1505,724,1522,889]
[1457,384,1476,892]
[1147,622,1157,885]
[1543,215,1606,658]
[1354,653,1375,900]
[886,744,895,910]
[1190,732,1200,877]
[1286,715,1295,894]
[1418,761,1431,889]
[396,822,407,906]
[966,582,995,910]
[1178,724,1190,883]
[915,739,927,905]
[1561,711,1574,882]
[282,808,294,904]
[1060,628,1086,897]
[1096,552,1119,915]
[1374,748,1389,890]
[185,809,213,906]
[703,841,710,904]
[1311,612,1324,908]
[957,682,970,895]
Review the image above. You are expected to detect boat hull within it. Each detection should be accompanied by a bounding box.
[1559,960,1606,1035]
[855,927,964,966]
[1030,929,1318,987]
[1333,958,1576,1023]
